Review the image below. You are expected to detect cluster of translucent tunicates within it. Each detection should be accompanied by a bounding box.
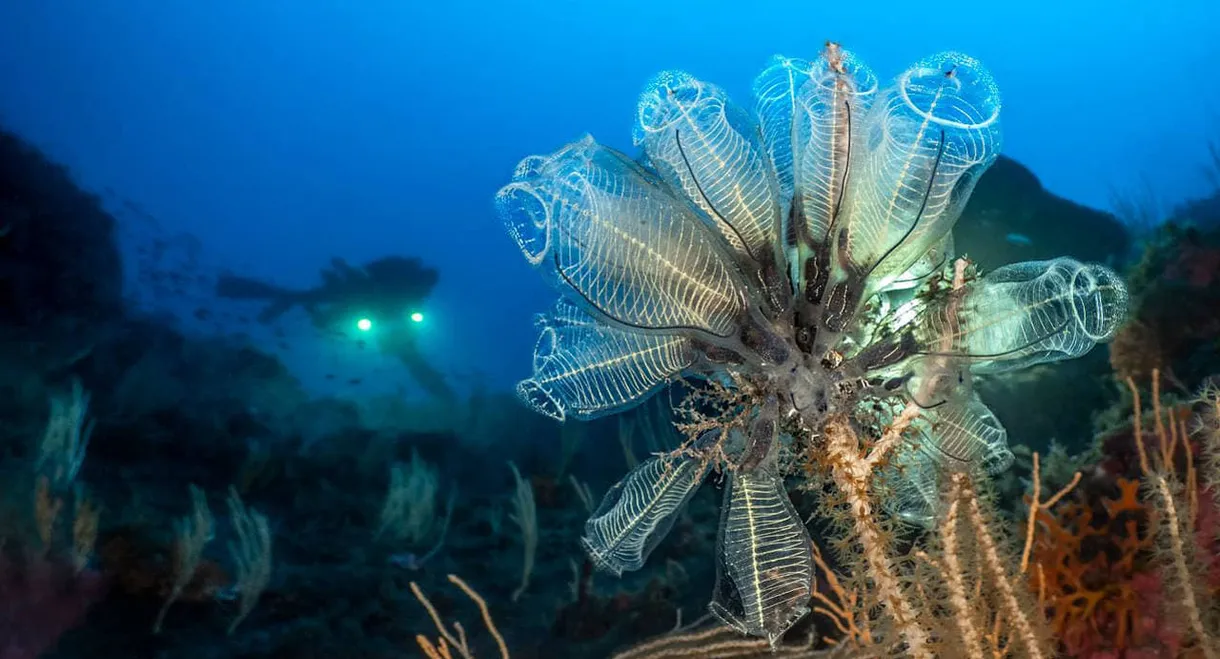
[496,43,1127,645]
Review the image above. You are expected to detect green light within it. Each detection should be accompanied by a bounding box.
[356,318,373,332]
[409,312,424,323]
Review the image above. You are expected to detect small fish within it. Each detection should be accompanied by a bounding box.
[1005,233,1033,246]
[389,552,423,571]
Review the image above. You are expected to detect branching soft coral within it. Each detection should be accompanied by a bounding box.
[1030,478,1166,656]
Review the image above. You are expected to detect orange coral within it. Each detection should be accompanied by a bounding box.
[1029,478,1157,655]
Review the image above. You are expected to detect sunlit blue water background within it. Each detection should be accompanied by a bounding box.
[1,0,1216,402]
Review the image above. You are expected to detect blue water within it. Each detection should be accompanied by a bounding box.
[0,0,1217,398]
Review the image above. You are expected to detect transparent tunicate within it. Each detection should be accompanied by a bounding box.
[515,300,696,421]
[915,258,1129,373]
[635,73,781,266]
[496,135,748,337]
[874,393,1013,526]
[497,45,1128,647]
[582,454,709,575]
[710,468,814,645]
[754,47,879,255]
[836,52,1002,292]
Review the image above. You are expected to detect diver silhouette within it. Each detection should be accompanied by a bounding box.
[216,256,455,402]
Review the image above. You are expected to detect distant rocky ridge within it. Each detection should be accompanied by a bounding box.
[955,155,1131,270]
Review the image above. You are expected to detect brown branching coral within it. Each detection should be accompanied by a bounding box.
[1027,475,1157,654]
[808,541,872,648]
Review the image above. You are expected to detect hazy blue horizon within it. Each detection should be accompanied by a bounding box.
[2,0,1217,399]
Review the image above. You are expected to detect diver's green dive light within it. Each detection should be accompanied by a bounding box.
[356,317,373,332]
[409,312,424,323]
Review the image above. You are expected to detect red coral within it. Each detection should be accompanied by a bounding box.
[1193,484,1220,591]
[0,553,105,659]
[1164,242,1220,288]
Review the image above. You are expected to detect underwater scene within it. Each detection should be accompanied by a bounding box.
[1,2,1220,658]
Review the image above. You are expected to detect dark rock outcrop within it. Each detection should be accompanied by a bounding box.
[956,155,1130,270]
[0,128,123,329]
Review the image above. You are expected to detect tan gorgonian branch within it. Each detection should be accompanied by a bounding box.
[154,484,213,634]
[609,621,822,658]
[411,574,509,659]
[953,473,1049,659]
[71,486,100,574]
[34,476,62,554]
[225,487,273,635]
[810,540,871,646]
[938,488,984,658]
[1019,451,1081,574]
[864,403,921,470]
[824,416,931,659]
[1127,372,1217,659]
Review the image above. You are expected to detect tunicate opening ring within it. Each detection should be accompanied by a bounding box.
[496,182,553,266]
[897,54,1000,131]
[637,71,714,134]
[1069,263,1125,342]
[809,51,879,99]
